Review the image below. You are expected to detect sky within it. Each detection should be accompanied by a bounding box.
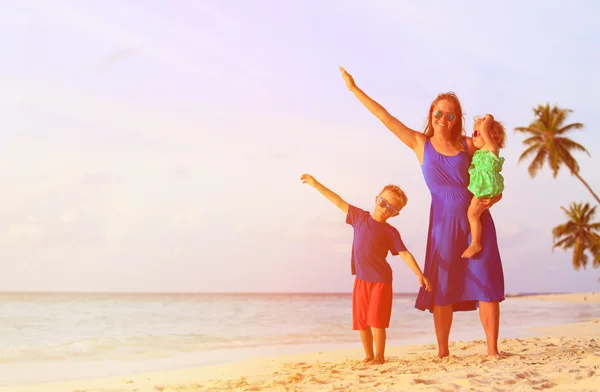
[1,0,600,293]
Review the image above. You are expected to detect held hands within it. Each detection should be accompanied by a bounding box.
[419,275,432,292]
[339,66,357,91]
[300,173,318,187]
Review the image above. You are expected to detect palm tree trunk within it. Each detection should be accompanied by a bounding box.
[573,171,600,204]
[565,162,600,204]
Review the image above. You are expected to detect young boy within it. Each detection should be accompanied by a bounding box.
[300,173,431,364]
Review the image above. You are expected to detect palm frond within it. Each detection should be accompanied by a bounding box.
[547,141,562,177]
[515,122,546,134]
[582,204,597,222]
[588,222,600,231]
[516,104,588,181]
[521,135,544,146]
[527,148,547,178]
[518,144,541,163]
[553,221,578,238]
[572,237,588,270]
[556,138,590,156]
[556,122,584,135]
[553,236,577,250]
[549,107,573,130]
[554,202,600,271]
[591,234,600,268]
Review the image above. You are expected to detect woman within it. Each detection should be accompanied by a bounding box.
[339,67,504,358]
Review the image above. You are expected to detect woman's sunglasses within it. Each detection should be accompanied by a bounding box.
[376,195,399,216]
[433,110,456,122]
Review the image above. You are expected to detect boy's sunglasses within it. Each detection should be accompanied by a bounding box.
[376,195,399,216]
[433,110,456,122]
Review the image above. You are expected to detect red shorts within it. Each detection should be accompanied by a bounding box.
[352,277,393,330]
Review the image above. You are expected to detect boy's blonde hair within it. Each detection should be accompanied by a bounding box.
[381,185,408,211]
[491,120,507,148]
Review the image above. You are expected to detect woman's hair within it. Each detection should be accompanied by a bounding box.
[380,184,408,211]
[423,92,466,152]
[491,120,507,148]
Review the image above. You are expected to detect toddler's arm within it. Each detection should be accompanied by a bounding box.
[480,114,499,155]
[397,251,432,291]
[300,174,349,214]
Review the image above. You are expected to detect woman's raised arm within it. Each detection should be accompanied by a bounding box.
[340,67,426,153]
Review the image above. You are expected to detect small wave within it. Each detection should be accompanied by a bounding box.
[0,337,125,362]
[0,329,363,364]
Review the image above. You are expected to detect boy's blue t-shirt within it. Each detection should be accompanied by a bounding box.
[346,205,407,284]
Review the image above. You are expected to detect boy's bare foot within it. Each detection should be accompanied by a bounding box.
[371,356,385,365]
[461,243,482,258]
[362,356,374,363]
[438,350,450,358]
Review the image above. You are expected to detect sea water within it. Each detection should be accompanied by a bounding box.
[0,292,598,386]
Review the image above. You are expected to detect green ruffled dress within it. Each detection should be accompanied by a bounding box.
[467,150,505,198]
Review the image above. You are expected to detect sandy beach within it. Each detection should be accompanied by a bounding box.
[3,292,599,392]
[511,291,600,304]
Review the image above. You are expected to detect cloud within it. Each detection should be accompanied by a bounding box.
[29,0,273,97]
[330,243,353,254]
[2,1,599,293]
[33,2,219,79]
[497,225,548,249]
[107,47,138,64]
[76,173,122,185]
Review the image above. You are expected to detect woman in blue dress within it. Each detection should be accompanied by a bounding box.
[339,67,504,358]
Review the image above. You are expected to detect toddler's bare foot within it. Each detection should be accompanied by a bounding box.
[438,350,450,358]
[461,243,482,258]
[371,356,385,365]
[362,356,374,363]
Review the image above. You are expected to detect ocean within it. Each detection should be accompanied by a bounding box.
[1,292,599,387]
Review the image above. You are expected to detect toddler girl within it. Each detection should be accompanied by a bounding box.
[462,114,506,258]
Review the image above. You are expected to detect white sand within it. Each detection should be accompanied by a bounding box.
[511,291,600,304]
[3,292,599,392]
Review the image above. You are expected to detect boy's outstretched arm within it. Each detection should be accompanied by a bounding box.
[300,174,349,214]
[397,250,432,291]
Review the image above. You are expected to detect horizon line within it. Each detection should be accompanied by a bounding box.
[0,290,565,296]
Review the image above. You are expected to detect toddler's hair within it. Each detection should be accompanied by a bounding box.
[491,120,507,148]
[381,185,408,211]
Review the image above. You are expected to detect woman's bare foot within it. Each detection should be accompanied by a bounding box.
[488,351,502,359]
[461,243,482,258]
[362,356,374,363]
[371,356,385,365]
[438,350,450,358]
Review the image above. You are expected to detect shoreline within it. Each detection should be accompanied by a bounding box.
[2,292,598,392]
[510,291,600,303]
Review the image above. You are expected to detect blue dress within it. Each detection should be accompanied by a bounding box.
[415,138,505,312]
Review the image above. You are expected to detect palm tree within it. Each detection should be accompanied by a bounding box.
[515,104,600,204]
[552,202,600,270]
